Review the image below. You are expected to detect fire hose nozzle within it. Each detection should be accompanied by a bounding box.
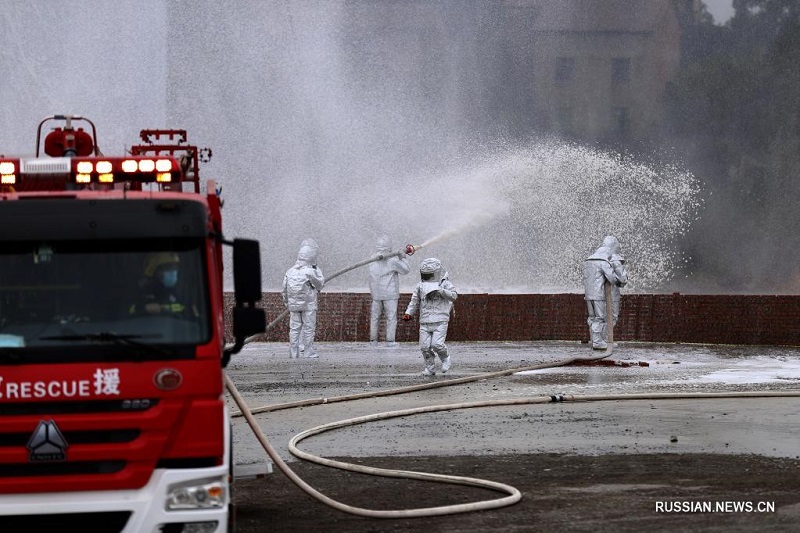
[405,244,419,256]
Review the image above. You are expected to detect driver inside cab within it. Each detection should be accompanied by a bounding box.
[129,252,199,318]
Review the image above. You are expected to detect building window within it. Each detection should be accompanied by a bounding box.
[612,107,630,136]
[612,58,631,83]
[555,107,573,133]
[555,57,575,84]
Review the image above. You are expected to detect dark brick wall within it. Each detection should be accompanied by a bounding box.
[225,293,800,346]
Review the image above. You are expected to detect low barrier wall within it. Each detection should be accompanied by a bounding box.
[225,292,800,346]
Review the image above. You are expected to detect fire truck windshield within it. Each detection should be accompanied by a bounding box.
[0,239,211,362]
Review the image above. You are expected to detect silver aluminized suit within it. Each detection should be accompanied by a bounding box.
[583,236,622,350]
[368,235,410,346]
[282,244,324,358]
[404,258,457,375]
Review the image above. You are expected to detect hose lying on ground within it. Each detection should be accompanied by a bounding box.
[286,389,800,512]
[225,335,800,520]
[226,249,683,517]
[224,343,608,518]
[226,373,522,518]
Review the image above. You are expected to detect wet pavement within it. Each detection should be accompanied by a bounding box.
[224,341,800,468]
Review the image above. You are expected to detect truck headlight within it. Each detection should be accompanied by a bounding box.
[166,478,227,510]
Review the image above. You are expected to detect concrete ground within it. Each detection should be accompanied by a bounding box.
[224,341,800,532]
[225,340,800,464]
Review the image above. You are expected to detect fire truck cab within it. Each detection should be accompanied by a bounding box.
[0,115,266,532]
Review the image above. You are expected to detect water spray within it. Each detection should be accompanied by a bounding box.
[403,219,491,258]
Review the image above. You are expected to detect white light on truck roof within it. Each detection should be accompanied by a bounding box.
[156,159,173,172]
[21,157,70,174]
[138,159,156,172]
[96,161,113,174]
[76,161,93,173]
[121,159,138,172]
[0,161,16,174]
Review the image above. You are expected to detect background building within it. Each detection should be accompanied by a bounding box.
[341,0,689,146]
[523,0,683,143]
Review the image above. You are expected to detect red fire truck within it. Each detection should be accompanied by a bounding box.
[0,115,266,532]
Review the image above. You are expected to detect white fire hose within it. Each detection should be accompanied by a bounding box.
[225,250,641,518]
[225,250,800,519]
[225,351,800,519]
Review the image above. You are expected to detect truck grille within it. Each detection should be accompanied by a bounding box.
[0,460,125,477]
[0,395,224,494]
[0,511,131,532]
[0,429,140,447]
[0,398,158,416]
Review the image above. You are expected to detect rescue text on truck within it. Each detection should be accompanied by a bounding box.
[0,115,266,533]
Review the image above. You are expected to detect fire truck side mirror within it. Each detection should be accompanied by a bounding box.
[232,239,263,303]
[226,239,266,363]
[233,306,266,340]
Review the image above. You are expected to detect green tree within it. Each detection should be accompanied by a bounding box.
[666,0,800,291]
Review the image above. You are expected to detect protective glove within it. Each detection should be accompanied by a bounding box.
[402,314,412,321]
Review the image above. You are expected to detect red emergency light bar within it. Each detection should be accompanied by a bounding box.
[0,155,182,188]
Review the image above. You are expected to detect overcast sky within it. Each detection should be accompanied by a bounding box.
[704,0,735,23]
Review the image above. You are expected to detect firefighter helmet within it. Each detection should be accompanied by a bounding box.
[419,257,442,275]
[145,252,180,277]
